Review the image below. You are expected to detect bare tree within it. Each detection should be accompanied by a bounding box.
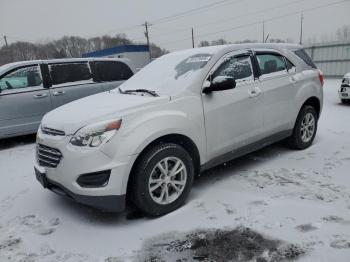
[0,34,167,65]
[336,25,350,41]
[198,41,210,47]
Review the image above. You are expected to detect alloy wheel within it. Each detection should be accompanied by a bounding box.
[148,157,187,205]
[300,112,315,143]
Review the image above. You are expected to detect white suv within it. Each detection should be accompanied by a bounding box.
[34,43,323,216]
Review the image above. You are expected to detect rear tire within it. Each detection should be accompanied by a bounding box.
[288,105,318,150]
[130,143,194,217]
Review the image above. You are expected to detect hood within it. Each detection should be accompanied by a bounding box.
[42,91,169,135]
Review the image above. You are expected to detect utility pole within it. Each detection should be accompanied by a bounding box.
[3,35,8,48]
[262,21,265,43]
[299,12,304,45]
[191,28,195,48]
[142,21,152,62]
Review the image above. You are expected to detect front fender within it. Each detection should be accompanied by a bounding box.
[101,97,206,164]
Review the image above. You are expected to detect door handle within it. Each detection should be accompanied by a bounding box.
[248,87,262,98]
[33,93,48,99]
[53,90,66,96]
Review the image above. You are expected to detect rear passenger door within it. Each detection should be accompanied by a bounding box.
[254,51,296,136]
[91,60,134,91]
[48,62,103,108]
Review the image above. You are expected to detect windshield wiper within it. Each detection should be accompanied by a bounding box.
[119,88,159,97]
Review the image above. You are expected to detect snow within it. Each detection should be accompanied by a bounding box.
[1,79,350,261]
[119,51,214,96]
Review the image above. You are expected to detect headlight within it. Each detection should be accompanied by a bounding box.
[343,78,350,86]
[70,119,122,147]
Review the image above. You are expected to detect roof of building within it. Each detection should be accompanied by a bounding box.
[82,44,149,58]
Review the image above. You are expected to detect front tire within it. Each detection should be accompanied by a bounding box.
[130,143,194,216]
[288,105,318,150]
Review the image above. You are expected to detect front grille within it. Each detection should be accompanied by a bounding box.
[36,144,63,168]
[41,126,65,136]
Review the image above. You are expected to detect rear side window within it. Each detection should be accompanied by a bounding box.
[256,54,286,75]
[94,61,133,82]
[293,49,317,69]
[49,62,92,86]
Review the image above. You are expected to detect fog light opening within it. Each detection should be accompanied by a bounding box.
[77,170,111,188]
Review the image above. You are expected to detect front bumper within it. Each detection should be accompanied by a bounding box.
[35,166,126,212]
[34,129,137,212]
[338,85,350,100]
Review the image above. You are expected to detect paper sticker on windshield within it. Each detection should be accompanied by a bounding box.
[186,56,212,63]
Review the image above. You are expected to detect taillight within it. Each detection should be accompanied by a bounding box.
[318,70,324,87]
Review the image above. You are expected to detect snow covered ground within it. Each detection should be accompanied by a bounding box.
[0,79,349,261]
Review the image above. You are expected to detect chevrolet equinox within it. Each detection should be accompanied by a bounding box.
[34,43,323,216]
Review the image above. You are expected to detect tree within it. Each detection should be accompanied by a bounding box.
[211,38,229,45]
[0,34,168,65]
[198,41,210,47]
[336,25,350,41]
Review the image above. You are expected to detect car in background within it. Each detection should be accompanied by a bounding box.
[0,58,135,139]
[339,72,350,103]
[35,43,323,216]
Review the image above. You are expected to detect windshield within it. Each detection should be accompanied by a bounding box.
[118,50,213,96]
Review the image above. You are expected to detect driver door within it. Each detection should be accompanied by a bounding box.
[202,50,264,162]
[0,64,52,138]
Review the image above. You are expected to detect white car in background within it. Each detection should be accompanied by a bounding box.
[339,72,350,103]
[34,43,323,216]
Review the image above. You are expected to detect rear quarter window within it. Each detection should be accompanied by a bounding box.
[293,49,317,69]
[93,61,133,82]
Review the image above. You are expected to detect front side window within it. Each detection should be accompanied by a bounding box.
[49,62,92,86]
[212,55,254,83]
[285,57,295,71]
[0,65,42,93]
[94,61,133,82]
[256,53,286,76]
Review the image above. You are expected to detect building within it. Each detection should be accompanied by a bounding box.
[304,41,350,78]
[82,44,150,70]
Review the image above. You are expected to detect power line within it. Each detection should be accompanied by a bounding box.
[157,0,350,46]
[85,0,245,39]
[150,0,245,24]
[135,0,311,41]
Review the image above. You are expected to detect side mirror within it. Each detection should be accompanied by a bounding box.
[203,76,236,94]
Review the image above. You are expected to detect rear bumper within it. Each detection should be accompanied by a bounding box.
[37,168,126,212]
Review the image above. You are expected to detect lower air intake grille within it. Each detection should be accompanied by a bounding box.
[36,144,62,168]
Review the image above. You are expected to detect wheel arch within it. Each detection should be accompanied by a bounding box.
[300,96,321,118]
[126,133,201,201]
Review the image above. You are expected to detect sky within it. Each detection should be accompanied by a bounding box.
[0,0,349,51]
